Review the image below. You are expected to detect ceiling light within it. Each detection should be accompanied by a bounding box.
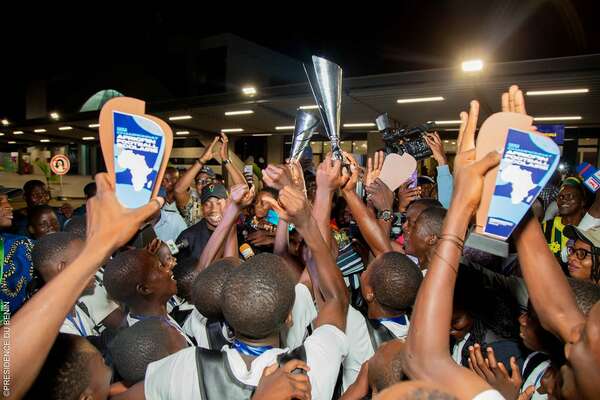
[175,131,190,136]
[82,137,95,141]
[533,116,582,121]
[225,110,254,116]
[168,115,192,121]
[34,129,47,133]
[50,112,60,120]
[58,126,73,131]
[526,88,589,96]
[275,126,295,130]
[13,131,24,135]
[252,134,273,137]
[8,141,16,144]
[221,128,244,133]
[397,96,444,104]
[1,119,8,126]
[88,123,100,128]
[0,133,4,136]
[299,105,319,110]
[40,139,50,143]
[242,87,257,96]
[343,123,376,128]
[461,59,484,72]
[434,120,462,125]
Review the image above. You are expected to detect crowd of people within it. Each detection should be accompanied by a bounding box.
[1,85,600,400]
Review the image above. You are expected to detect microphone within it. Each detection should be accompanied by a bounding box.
[239,243,255,260]
[166,238,189,255]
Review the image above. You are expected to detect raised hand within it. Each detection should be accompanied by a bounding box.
[397,182,421,213]
[454,100,479,172]
[467,344,522,400]
[145,238,162,255]
[501,85,527,115]
[263,164,294,191]
[86,173,164,255]
[219,132,229,162]
[424,132,447,166]
[366,178,394,212]
[316,153,347,193]
[252,360,311,400]
[199,136,220,164]
[263,186,311,230]
[365,150,385,187]
[230,183,255,208]
[340,152,360,195]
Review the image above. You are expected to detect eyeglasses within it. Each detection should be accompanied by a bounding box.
[567,246,594,260]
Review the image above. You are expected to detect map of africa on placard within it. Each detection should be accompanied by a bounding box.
[500,164,537,204]
[116,146,152,191]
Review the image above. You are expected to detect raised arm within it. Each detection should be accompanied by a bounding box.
[174,136,219,209]
[402,99,499,400]
[196,184,254,270]
[313,154,347,251]
[218,132,247,186]
[341,161,392,256]
[365,178,395,239]
[266,186,349,331]
[5,174,162,399]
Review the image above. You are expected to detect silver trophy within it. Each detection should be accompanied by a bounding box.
[290,110,320,161]
[304,56,343,160]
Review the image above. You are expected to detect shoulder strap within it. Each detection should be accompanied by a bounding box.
[522,352,548,381]
[206,319,230,350]
[365,319,395,351]
[195,347,255,400]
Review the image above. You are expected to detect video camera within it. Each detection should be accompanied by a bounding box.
[375,113,436,160]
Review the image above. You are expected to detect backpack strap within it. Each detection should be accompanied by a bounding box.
[195,347,255,400]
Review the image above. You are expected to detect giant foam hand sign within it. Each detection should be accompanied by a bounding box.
[99,97,173,208]
[466,112,560,256]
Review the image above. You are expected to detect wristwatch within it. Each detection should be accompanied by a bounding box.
[222,159,231,165]
[376,209,393,222]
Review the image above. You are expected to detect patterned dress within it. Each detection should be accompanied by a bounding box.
[1,233,34,316]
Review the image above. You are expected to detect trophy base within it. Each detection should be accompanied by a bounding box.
[464,231,509,258]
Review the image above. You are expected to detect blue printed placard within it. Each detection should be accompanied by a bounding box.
[483,128,560,240]
[113,111,166,208]
[576,162,600,193]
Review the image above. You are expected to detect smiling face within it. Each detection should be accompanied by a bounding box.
[557,185,585,218]
[142,252,178,301]
[567,240,594,282]
[29,209,60,239]
[202,197,226,228]
[161,169,179,194]
[402,203,427,256]
[0,194,13,228]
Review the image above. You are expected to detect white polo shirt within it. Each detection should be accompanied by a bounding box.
[144,324,349,400]
[472,389,505,399]
[285,283,318,350]
[79,269,120,332]
[182,308,232,350]
[60,304,98,337]
[342,308,411,391]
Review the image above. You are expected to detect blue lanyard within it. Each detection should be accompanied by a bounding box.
[373,315,408,327]
[232,340,273,357]
[66,309,87,337]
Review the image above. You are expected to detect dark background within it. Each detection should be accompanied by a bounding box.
[2,0,600,120]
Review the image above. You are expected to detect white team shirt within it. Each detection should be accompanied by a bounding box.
[144,324,349,400]
[521,352,549,400]
[452,332,471,365]
[60,304,98,337]
[472,389,505,399]
[79,270,120,332]
[182,308,232,349]
[285,283,318,349]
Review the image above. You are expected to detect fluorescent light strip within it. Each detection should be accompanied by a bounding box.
[343,123,376,128]
[168,115,192,121]
[434,120,462,125]
[221,128,244,133]
[88,123,100,128]
[34,129,47,133]
[444,128,460,131]
[1,119,8,126]
[58,126,73,131]
[13,131,24,135]
[252,134,273,137]
[533,116,582,121]
[40,139,50,143]
[275,126,295,130]
[82,137,95,141]
[175,131,190,136]
[8,141,16,144]
[526,88,589,96]
[50,112,60,120]
[242,87,257,95]
[225,110,254,116]
[0,133,4,136]
[299,105,319,110]
[397,96,444,104]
